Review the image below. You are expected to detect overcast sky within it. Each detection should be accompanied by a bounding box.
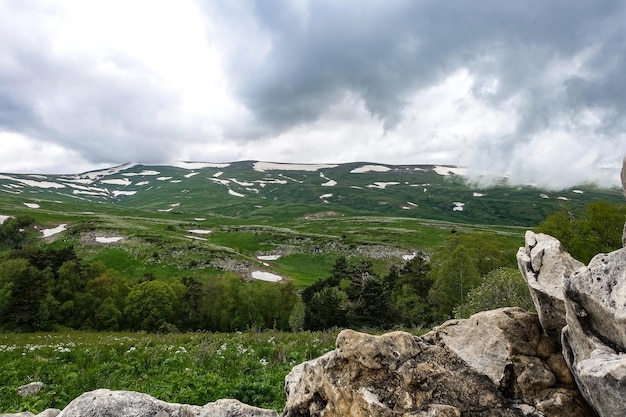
[1,0,625,189]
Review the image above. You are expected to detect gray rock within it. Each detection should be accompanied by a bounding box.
[283,311,592,417]
[621,155,626,199]
[0,410,59,417]
[561,248,626,417]
[17,382,44,398]
[56,389,277,417]
[517,231,584,344]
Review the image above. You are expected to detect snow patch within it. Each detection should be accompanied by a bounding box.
[96,236,124,243]
[251,271,282,282]
[0,215,10,224]
[42,224,67,237]
[228,189,245,197]
[231,179,255,187]
[473,192,485,197]
[573,190,584,194]
[80,163,137,179]
[350,165,390,173]
[24,203,40,208]
[157,177,172,181]
[407,201,418,207]
[184,172,199,178]
[434,166,467,176]
[453,202,465,211]
[123,170,160,176]
[187,229,212,235]
[558,196,569,201]
[0,174,65,189]
[194,218,206,221]
[112,190,137,197]
[101,178,132,186]
[540,193,550,199]
[74,190,105,196]
[136,181,150,186]
[186,235,207,241]
[257,255,281,261]
[213,172,224,177]
[320,193,333,199]
[210,178,231,186]
[367,182,399,189]
[320,172,337,187]
[253,162,338,172]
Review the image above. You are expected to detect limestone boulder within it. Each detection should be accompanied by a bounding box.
[283,309,593,417]
[17,382,45,398]
[0,411,59,417]
[561,248,626,417]
[55,389,278,417]
[517,231,584,344]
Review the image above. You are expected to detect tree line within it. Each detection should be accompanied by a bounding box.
[1,200,623,333]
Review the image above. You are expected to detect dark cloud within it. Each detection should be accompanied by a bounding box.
[206,0,626,141]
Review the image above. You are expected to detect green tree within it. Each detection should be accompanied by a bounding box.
[537,201,626,263]
[124,281,177,331]
[390,253,433,327]
[428,245,481,323]
[0,215,36,249]
[1,258,51,331]
[86,270,129,330]
[178,277,203,331]
[304,286,348,330]
[288,296,305,331]
[454,268,535,318]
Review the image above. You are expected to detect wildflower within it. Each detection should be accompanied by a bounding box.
[126,346,136,354]
[259,358,268,366]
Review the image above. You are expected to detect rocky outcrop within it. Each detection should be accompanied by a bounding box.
[561,249,626,417]
[517,231,584,345]
[283,308,592,417]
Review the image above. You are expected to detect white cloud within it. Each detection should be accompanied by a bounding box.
[0,132,109,174]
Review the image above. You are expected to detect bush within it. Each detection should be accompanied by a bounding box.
[454,267,535,318]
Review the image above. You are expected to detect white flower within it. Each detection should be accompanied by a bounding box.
[259,358,268,366]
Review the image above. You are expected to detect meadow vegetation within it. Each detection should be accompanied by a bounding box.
[0,330,338,413]
[0,166,624,415]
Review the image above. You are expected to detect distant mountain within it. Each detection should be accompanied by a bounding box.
[0,161,622,226]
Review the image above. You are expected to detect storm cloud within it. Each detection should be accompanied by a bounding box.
[0,0,625,188]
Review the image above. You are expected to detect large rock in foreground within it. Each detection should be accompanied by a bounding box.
[56,389,278,417]
[283,308,592,417]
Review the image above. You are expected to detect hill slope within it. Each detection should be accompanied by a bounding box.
[0,161,622,226]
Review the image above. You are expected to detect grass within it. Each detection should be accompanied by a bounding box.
[273,254,337,287]
[0,330,340,414]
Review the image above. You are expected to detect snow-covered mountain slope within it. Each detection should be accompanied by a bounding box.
[0,161,622,226]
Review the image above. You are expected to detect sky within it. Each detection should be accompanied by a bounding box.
[1,0,625,189]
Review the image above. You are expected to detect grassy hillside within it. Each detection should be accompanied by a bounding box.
[0,161,621,287]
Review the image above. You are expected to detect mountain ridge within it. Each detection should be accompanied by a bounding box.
[0,161,623,227]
